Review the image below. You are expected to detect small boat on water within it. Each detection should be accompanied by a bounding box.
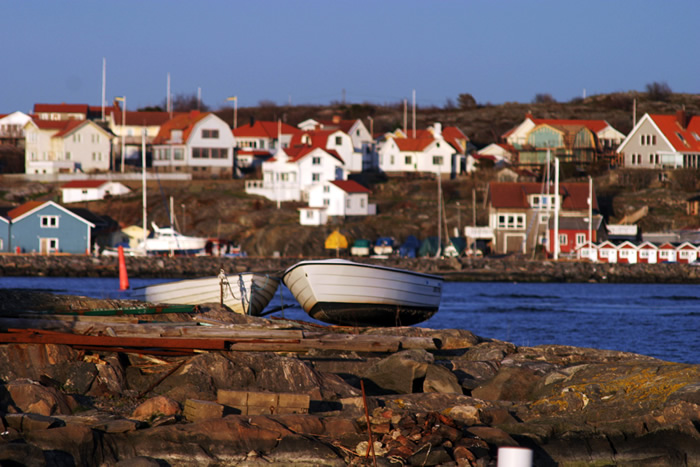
[132,271,280,316]
[283,259,443,327]
[136,222,208,255]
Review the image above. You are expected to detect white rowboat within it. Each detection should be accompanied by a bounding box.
[133,271,279,316]
[283,259,443,327]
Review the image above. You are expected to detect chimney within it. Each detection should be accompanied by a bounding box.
[433,122,442,138]
[249,116,255,127]
[676,109,687,129]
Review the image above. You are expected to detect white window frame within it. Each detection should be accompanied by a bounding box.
[40,215,59,228]
[575,233,586,246]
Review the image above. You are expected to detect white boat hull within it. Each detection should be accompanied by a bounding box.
[133,272,279,316]
[283,259,443,327]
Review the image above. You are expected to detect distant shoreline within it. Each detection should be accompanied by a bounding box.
[1,254,700,284]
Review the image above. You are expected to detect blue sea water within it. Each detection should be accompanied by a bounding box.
[1,277,698,365]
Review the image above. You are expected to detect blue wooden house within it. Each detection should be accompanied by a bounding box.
[0,209,10,252]
[8,201,95,254]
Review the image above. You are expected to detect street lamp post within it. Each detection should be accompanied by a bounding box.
[227,96,237,128]
[115,96,126,173]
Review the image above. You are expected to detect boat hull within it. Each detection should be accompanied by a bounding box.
[133,273,279,316]
[283,259,443,327]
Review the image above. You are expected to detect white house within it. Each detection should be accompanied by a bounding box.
[309,180,373,216]
[24,119,113,174]
[289,129,360,172]
[298,117,377,172]
[378,136,456,175]
[616,111,700,169]
[245,146,346,202]
[476,143,516,164]
[0,111,32,146]
[60,179,131,204]
[152,111,235,177]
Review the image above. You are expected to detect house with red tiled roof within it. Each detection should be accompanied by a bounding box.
[23,119,113,174]
[33,103,97,121]
[487,181,599,254]
[245,144,346,203]
[377,123,468,176]
[234,120,299,152]
[300,179,376,225]
[60,179,131,204]
[289,128,361,171]
[298,117,377,171]
[152,111,235,178]
[616,111,700,169]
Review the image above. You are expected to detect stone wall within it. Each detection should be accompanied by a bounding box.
[1,253,700,283]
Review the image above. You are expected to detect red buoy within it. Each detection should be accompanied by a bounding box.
[118,245,129,290]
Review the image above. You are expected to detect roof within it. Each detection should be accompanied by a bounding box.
[61,180,109,189]
[289,129,339,148]
[7,201,44,220]
[233,120,299,138]
[153,111,210,144]
[53,120,86,138]
[502,114,611,139]
[395,138,435,152]
[330,180,371,194]
[442,126,468,153]
[315,118,357,134]
[112,106,179,126]
[488,182,597,211]
[277,146,344,164]
[34,103,91,114]
[647,113,700,152]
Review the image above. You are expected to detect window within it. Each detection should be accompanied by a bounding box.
[312,156,321,165]
[346,199,351,208]
[433,156,443,165]
[323,185,330,193]
[202,129,219,139]
[40,216,59,228]
[649,154,654,164]
[539,213,550,224]
[559,234,568,246]
[306,211,313,219]
[335,136,342,145]
[323,199,329,206]
[312,173,320,182]
[174,148,184,160]
[390,156,395,165]
[576,233,586,246]
[405,156,412,165]
[66,152,71,160]
[360,198,365,208]
[676,132,687,144]
[497,213,525,229]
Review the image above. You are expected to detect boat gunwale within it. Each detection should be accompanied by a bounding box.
[282,259,443,282]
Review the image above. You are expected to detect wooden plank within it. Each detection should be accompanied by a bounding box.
[0,329,228,350]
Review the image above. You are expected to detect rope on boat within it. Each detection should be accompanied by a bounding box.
[237,273,250,315]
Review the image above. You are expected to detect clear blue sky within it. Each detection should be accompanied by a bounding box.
[3,0,699,114]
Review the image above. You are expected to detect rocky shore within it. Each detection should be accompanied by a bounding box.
[0,290,699,466]
[3,253,700,283]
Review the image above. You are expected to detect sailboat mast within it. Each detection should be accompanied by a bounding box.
[142,128,147,251]
[553,156,560,260]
